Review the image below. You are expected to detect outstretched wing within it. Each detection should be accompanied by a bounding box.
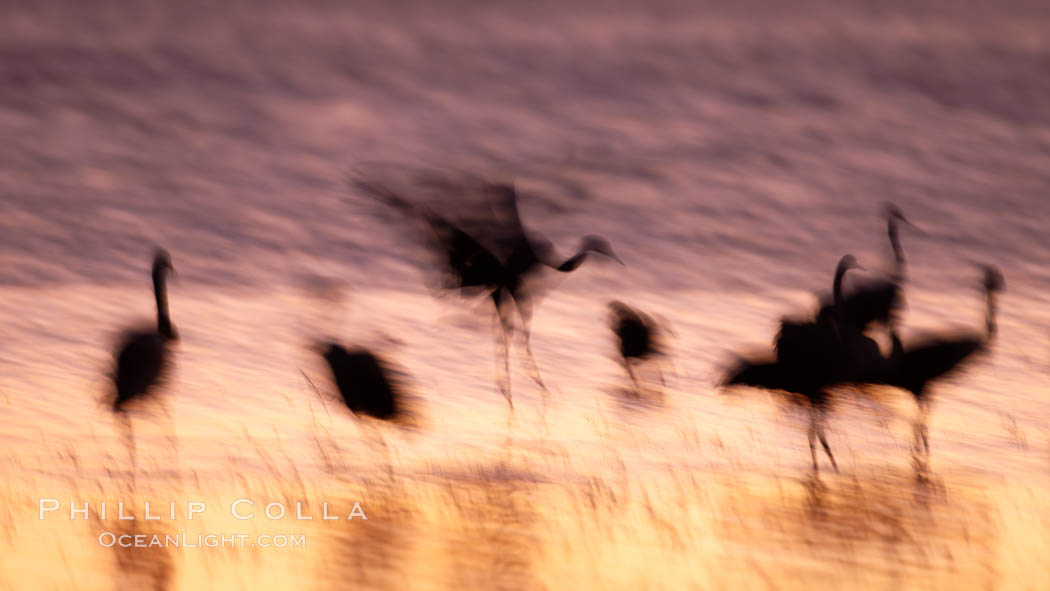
[350,166,547,292]
[724,358,781,389]
[419,209,505,291]
[413,177,544,273]
[774,319,836,370]
[896,332,985,387]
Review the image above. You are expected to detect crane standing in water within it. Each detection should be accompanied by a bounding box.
[777,255,886,384]
[315,343,406,422]
[353,175,622,406]
[608,300,670,394]
[880,266,1005,465]
[728,255,895,473]
[110,249,178,467]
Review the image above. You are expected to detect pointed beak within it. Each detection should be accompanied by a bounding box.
[896,213,924,235]
[907,220,928,236]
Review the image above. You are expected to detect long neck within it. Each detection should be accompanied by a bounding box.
[556,249,588,272]
[830,264,851,341]
[833,265,849,311]
[984,289,998,340]
[153,270,174,338]
[888,218,905,281]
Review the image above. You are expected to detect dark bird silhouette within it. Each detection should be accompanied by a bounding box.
[727,255,896,473]
[724,355,840,472]
[880,265,1005,461]
[777,255,886,384]
[816,204,913,333]
[317,343,404,422]
[608,300,669,393]
[353,175,622,406]
[109,249,177,466]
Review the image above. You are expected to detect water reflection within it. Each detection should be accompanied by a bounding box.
[439,479,539,590]
[316,484,414,590]
[108,519,176,591]
[312,476,539,591]
[717,470,998,589]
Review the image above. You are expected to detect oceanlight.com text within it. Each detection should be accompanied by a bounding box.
[98,531,307,549]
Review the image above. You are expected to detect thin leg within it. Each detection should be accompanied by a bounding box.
[515,295,547,393]
[912,398,932,476]
[817,429,839,473]
[523,332,548,392]
[808,414,819,472]
[492,292,513,408]
[623,360,640,395]
[810,405,838,473]
[918,400,931,457]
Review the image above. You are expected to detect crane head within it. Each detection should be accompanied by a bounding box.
[152,248,175,278]
[837,254,864,274]
[980,265,1005,293]
[883,202,911,225]
[581,235,624,265]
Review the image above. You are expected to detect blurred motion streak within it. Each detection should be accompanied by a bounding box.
[0,0,1048,589]
[352,170,622,406]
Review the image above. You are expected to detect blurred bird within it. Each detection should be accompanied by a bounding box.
[880,265,1005,460]
[110,249,178,465]
[777,255,886,384]
[316,343,405,422]
[816,204,914,333]
[353,174,622,406]
[728,255,895,472]
[608,300,669,393]
[724,354,840,472]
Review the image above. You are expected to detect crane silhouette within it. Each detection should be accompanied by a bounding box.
[724,354,841,472]
[109,249,177,466]
[816,204,913,333]
[608,300,669,393]
[777,255,886,384]
[353,175,622,406]
[727,255,895,472]
[879,265,1005,463]
[316,343,405,422]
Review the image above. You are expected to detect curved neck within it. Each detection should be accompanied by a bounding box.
[830,263,853,340]
[888,218,905,280]
[833,264,850,311]
[556,248,588,272]
[153,270,175,338]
